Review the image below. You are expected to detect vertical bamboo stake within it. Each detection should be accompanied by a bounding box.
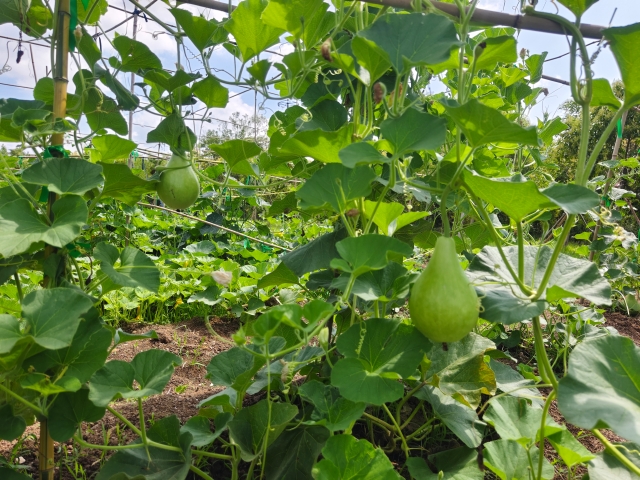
[51,0,70,148]
[40,0,70,478]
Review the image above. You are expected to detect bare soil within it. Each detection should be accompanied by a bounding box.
[1,312,638,479]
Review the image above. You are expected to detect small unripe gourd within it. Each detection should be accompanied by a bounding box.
[409,236,479,343]
[157,153,200,210]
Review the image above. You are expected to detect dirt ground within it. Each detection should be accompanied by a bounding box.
[1,312,638,479]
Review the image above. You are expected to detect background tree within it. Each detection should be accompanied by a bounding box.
[200,112,268,156]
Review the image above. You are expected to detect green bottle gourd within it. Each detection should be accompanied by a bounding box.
[157,153,200,210]
[409,236,479,343]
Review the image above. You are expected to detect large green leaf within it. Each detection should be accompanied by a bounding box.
[467,245,612,308]
[100,163,158,206]
[484,439,554,480]
[143,70,200,95]
[94,242,160,293]
[206,346,265,393]
[180,414,230,447]
[110,35,162,73]
[224,0,284,62]
[424,333,496,407]
[94,65,140,111]
[28,307,111,388]
[416,386,486,448]
[262,0,333,48]
[209,139,260,176]
[331,318,432,405]
[333,234,413,276]
[557,335,640,444]
[170,8,227,51]
[89,350,182,407]
[489,359,541,404]
[298,100,348,132]
[0,404,26,441]
[474,36,517,72]
[541,183,600,214]
[257,262,299,289]
[0,467,32,480]
[265,425,330,480]
[90,135,136,163]
[0,315,22,354]
[84,93,128,135]
[603,23,640,107]
[358,13,459,74]
[48,389,106,441]
[299,381,366,432]
[406,447,483,480]
[380,108,447,155]
[555,0,599,16]
[484,396,542,444]
[192,75,229,108]
[228,399,298,461]
[588,442,640,480]
[590,78,622,109]
[337,262,410,303]
[442,98,539,147]
[0,0,51,36]
[463,172,556,221]
[338,142,390,168]
[351,36,392,84]
[296,164,376,213]
[280,125,352,163]
[146,112,197,152]
[313,435,401,480]
[22,158,103,196]
[281,228,348,277]
[362,200,428,237]
[477,287,547,325]
[21,288,94,350]
[95,416,192,480]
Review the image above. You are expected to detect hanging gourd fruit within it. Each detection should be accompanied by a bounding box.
[409,236,479,343]
[157,153,200,210]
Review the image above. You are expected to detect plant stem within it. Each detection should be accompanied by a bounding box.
[516,221,524,282]
[537,391,555,480]
[382,403,410,459]
[107,406,142,436]
[362,412,396,432]
[395,382,426,426]
[192,449,234,460]
[467,192,532,295]
[531,215,576,302]
[582,107,626,186]
[532,316,557,389]
[14,272,23,302]
[137,398,151,461]
[592,429,640,477]
[189,465,214,480]
[0,384,43,415]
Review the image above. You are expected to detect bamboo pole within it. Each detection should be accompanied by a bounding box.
[174,0,606,39]
[41,0,71,477]
[51,0,70,148]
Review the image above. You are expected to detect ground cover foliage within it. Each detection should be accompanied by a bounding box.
[1,0,640,479]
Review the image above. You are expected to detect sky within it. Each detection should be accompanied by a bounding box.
[0,0,638,152]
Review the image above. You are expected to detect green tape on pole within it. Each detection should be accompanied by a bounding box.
[69,0,78,51]
[617,118,623,139]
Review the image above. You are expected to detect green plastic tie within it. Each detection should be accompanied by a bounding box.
[616,118,623,139]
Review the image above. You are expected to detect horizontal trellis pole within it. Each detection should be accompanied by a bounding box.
[175,0,605,39]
